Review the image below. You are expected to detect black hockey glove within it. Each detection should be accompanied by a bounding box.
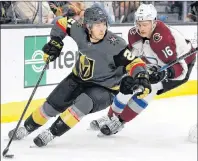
[148,65,175,84]
[120,72,151,99]
[42,37,64,62]
[120,76,135,95]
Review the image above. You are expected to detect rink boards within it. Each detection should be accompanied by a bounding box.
[1,24,197,123]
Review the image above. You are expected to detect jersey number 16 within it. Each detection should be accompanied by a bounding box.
[162,46,173,58]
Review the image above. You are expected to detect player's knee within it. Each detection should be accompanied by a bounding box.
[53,93,93,135]
[87,89,113,113]
[46,97,71,113]
[42,101,60,117]
[48,94,95,137]
[73,93,94,115]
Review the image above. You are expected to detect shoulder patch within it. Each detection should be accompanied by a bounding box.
[108,35,120,46]
[129,27,137,35]
[153,33,162,43]
[128,27,142,47]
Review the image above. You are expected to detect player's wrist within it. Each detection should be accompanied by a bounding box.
[166,67,175,79]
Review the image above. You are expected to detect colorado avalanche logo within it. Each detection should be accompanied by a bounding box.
[153,33,162,43]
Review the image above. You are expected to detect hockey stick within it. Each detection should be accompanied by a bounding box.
[99,48,198,136]
[2,58,50,158]
[133,48,197,94]
[158,47,198,72]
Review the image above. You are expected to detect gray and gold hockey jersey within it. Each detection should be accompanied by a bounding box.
[50,17,146,90]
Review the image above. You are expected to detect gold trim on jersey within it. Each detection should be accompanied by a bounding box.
[57,17,67,28]
[72,67,78,76]
[79,55,95,81]
[125,58,145,73]
[110,85,120,91]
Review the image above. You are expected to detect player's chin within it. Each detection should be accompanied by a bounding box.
[140,33,147,37]
[98,35,105,40]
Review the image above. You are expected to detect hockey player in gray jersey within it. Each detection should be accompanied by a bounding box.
[8,7,151,147]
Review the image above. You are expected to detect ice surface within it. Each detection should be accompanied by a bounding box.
[1,96,197,161]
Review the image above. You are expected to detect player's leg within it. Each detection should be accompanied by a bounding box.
[33,86,115,147]
[102,60,196,135]
[89,92,130,130]
[100,83,162,135]
[87,87,117,130]
[8,73,84,140]
[33,93,92,147]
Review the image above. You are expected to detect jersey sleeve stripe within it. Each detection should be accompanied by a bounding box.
[56,20,67,33]
[129,63,145,76]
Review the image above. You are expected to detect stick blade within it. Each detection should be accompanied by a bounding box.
[2,147,9,157]
[2,147,14,158]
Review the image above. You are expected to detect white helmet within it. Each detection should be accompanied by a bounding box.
[134,4,157,36]
[135,4,157,22]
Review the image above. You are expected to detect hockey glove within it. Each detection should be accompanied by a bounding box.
[120,72,151,99]
[120,76,135,95]
[148,65,175,84]
[133,72,152,99]
[42,37,64,62]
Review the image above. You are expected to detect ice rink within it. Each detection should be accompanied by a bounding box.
[1,95,197,161]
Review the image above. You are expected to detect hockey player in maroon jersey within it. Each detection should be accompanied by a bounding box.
[90,3,196,136]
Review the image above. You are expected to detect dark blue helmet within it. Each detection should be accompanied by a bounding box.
[83,7,108,25]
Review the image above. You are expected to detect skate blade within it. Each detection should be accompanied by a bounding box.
[97,132,110,138]
[86,127,100,131]
[29,145,37,148]
[29,144,44,148]
[86,127,94,131]
[29,143,42,148]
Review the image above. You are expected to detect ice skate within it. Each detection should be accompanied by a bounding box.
[8,126,30,140]
[89,116,110,131]
[98,115,124,136]
[33,129,55,147]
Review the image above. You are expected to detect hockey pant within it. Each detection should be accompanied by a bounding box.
[23,73,117,134]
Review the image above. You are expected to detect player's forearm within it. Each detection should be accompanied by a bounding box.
[169,63,184,79]
[114,47,146,77]
[125,58,146,78]
[50,17,68,40]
